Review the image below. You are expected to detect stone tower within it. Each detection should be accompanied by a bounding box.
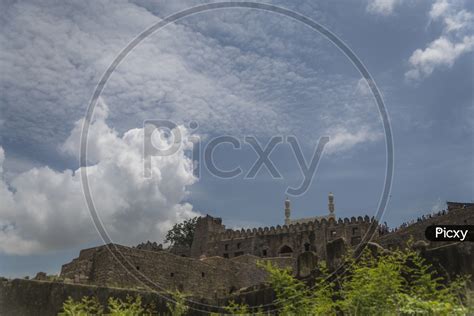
[190,215,225,257]
[284,197,291,225]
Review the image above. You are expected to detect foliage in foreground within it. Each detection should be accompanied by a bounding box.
[59,294,157,316]
[252,245,470,315]
[166,291,189,316]
[59,296,103,316]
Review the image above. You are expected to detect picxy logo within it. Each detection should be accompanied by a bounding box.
[425,225,473,242]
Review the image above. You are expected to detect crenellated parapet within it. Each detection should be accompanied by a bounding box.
[215,215,375,240]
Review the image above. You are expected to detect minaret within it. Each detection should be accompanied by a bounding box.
[284,197,291,225]
[328,192,335,217]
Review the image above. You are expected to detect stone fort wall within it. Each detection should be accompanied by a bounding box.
[60,206,473,300]
[60,244,293,299]
[190,214,374,260]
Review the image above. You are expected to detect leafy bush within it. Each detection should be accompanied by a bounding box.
[166,291,189,316]
[257,260,336,315]
[223,300,251,314]
[58,296,103,316]
[221,300,265,315]
[107,295,146,315]
[58,295,155,315]
[254,246,469,315]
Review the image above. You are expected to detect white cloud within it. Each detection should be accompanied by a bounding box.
[366,0,401,15]
[405,36,474,80]
[429,0,450,19]
[325,126,382,154]
[406,0,474,80]
[443,9,473,32]
[0,101,199,255]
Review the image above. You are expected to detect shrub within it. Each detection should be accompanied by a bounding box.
[257,260,336,315]
[58,296,103,316]
[58,294,155,315]
[254,246,469,315]
[166,291,189,316]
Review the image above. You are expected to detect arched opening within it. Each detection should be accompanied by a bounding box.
[278,245,293,257]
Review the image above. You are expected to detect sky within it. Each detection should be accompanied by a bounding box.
[0,0,473,277]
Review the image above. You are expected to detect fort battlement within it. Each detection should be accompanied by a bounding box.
[217,215,374,240]
[191,204,375,260]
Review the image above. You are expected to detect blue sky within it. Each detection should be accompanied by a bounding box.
[0,0,473,277]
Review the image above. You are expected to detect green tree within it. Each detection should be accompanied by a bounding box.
[164,217,198,247]
[257,260,336,315]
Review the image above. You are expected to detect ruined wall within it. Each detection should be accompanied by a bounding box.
[61,244,294,299]
[194,215,374,261]
[60,247,98,283]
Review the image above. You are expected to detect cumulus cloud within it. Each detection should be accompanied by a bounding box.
[0,100,199,255]
[406,0,474,80]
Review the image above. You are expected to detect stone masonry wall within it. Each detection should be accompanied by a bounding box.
[192,215,374,261]
[61,244,293,299]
